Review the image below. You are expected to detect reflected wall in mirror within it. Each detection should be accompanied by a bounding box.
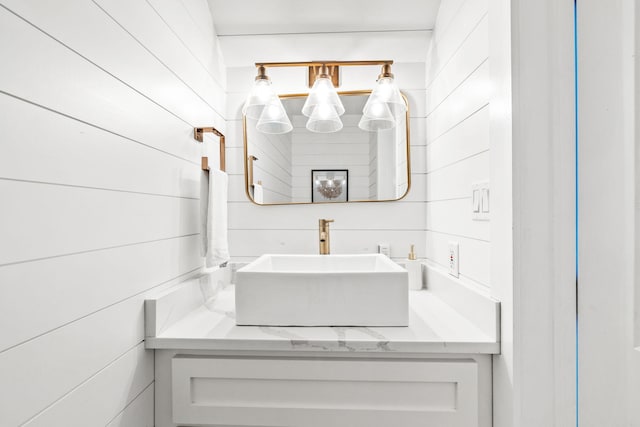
[243,91,410,205]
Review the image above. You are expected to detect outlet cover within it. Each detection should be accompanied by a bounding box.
[378,243,391,257]
[448,242,459,278]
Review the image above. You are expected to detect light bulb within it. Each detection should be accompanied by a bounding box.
[363,74,407,119]
[376,78,394,100]
[306,104,343,133]
[243,78,277,120]
[315,103,334,120]
[359,100,395,131]
[367,102,388,118]
[302,77,345,117]
[256,96,292,134]
[253,80,272,102]
[261,102,280,120]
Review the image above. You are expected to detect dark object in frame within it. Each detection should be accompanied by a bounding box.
[311,169,349,203]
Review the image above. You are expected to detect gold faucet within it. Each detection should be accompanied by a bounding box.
[319,219,334,255]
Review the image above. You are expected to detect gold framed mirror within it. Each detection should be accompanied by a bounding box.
[243,90,411,205]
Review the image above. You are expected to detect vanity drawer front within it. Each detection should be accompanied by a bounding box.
[171,356,480,427]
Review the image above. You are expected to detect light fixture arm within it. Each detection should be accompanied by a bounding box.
[255,60,393,68]
[317,64,330,79]
[378,63,394,80]
[254,60,394,89]
[244,59,402,135]
[255,65,269,81]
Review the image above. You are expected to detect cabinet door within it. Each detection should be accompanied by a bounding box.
[171,356,481,427]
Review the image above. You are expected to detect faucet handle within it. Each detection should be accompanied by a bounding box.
[319,218,334,226]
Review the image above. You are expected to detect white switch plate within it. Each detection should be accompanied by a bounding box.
[481,188,490,213]
[472,181,490,221]
[472,189,481,213]
[448,242,459,278]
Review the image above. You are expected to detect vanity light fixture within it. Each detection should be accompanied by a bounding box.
[358,100,395,131]
[242,60,403,134]
[242,66,276,120]
[302,64,345,116]
[362,64,407,119]
[302,64,345,133]
[243,66,292,134]
[358,63,407,131]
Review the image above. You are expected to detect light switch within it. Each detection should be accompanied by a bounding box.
[472,181,490,221]
[481,188,490,213]
[472,189,481,212]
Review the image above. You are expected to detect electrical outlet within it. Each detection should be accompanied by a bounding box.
[448,242,459,278]
[378,243,391,257]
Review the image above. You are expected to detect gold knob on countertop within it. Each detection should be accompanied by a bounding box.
[408,244,417,260]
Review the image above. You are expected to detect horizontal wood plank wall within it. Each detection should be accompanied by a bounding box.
[225,62,427,261]
[245,125,294,203]
[425,0,490,289]
[0,0,224,425]
[291,115,371,202]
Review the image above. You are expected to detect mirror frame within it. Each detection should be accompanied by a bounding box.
[243,89,411,206]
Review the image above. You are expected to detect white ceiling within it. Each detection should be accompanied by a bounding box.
[207,0,441,36]
[207,0,441,67]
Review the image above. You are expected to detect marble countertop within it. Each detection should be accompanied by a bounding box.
[145,281,500,354]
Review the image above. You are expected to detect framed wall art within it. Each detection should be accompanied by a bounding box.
[311,169,348,203]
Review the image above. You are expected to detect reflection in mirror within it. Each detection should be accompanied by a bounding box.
[244,91,410,205]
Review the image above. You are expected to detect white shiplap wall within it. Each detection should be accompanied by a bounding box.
[0,0,224,425]
[291,115,371,202]
[369,133,379,199]
[425,0,490,288]
[226,62,427,261]
[246,122,293,203]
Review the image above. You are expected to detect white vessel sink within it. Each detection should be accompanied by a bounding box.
[235,254,408,326]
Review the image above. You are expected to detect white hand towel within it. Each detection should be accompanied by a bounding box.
[252,183,264,204]
[205,169,230,268]
[199,170,209,257]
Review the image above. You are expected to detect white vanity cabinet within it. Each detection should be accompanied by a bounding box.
[154,350,492,427]
[145,267,499,427]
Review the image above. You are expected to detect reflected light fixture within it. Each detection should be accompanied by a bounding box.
[243,61,405,135]
[315,174,346,200]
[256,96,293,134]
[358,100,395,131]
[307,103,343,133]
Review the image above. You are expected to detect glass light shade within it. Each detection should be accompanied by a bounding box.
[301,77,345,117]
[256,97,293,134]
[364,76,407,118]
[306,104,343,133]
[359,100,396,131]
[242,78,276,120]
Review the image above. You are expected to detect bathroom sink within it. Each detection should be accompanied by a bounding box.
[235,254,408,326]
